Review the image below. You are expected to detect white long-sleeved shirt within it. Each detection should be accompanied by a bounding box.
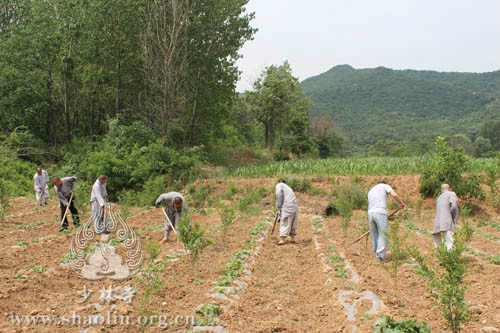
[34,170,49,191]
[91,178,108,207]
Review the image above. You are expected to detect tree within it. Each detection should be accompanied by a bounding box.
[473,136,493,157]
[249,61,312,151]
[419,137,485,204]
[448,134,474,156]
[309,114,344,158]
[479,120,500,151]
[142,0,256,142]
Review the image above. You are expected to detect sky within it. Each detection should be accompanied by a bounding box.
[235,0,500,91]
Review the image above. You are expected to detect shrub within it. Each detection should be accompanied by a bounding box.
[187,183,214,209]
[337,192,353,240]
[135,239,164,333]
[273,150,290,161]
[385,217,409,283]
[419,137,484,204]
[335,181,368,210]
[219,206,236,250]
[286,177,311,193]
[177,215,212,269]
[484,152,500,193]
[195,304,220,318]
[373,315,431,333]
[223,182,240,200]
[459,206,473,242]
[409,235,471,333]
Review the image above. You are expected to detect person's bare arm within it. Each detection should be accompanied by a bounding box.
[389,191,405,209]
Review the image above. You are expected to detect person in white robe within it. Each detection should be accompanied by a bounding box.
[91,175,109,234]
[34,168,50,206]
[275,179,299,245]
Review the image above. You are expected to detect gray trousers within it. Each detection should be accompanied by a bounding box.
[433,231,454,251]
[368,212,388,261]
[164,211,181,238]
[280,211,298,237]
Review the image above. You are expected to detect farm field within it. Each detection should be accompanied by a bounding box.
[1,175,499,333]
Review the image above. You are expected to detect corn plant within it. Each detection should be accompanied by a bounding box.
[228,155,494,179]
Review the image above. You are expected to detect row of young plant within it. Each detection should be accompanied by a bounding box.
[192,218,270,328]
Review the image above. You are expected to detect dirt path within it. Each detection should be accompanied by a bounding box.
[218,192,367,333]
[221,212,346,333]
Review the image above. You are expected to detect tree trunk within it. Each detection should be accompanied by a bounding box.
[264,122,269,148]
[46,68,56,146]
[268,119,274,150]
[187,71,201,144]
[115,57,121,117]
[90,97,94,140]
[64,76,71,143]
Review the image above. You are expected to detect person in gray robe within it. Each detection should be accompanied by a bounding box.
[52,176,79,231]
[433,184,459,251]
[275,179,299,245]
[155,192,189,243]
[34,168,50,206]
[91,175,109,234]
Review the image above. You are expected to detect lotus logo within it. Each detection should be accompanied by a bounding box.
[68,205,143,280]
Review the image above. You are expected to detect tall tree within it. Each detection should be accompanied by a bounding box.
[249,61,311,151]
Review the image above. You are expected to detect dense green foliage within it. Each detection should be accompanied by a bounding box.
[0,0,256,147]
[302,65,500,154]
[244,61,343,157]
[419,137,485,202]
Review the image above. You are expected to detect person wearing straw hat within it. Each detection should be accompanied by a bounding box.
[34,168,50,207]
[275,179,299,246]
[91,175,109,234]
[53,176,80,232]
[155,192,189,243]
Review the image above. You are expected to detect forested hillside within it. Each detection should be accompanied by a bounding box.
[302,65,500,153]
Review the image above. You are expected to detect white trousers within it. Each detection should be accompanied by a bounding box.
[35,186,50,205]
[280,211,298,237]
[433,231,454,251]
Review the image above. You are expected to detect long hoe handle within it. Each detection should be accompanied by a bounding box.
[271,213,279,235]
[349,208,403,247]
[60,192,74,227]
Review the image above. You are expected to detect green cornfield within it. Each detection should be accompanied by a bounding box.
[227,156,493,178]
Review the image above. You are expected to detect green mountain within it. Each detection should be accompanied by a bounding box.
[301,65,500,152]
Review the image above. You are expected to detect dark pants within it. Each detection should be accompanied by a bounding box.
[60,198,80,227]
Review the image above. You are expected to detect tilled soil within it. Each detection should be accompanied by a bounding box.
[0,176,499,333]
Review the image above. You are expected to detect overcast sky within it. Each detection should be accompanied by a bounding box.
[236,0,500,91]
